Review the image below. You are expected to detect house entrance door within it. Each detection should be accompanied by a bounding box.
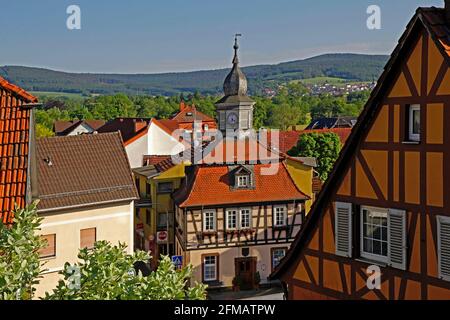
[235,257,257,290]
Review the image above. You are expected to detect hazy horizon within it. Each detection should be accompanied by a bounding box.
[0,0,443,73]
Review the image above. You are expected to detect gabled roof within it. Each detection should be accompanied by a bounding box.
[151,119,180,136]
[201,136,280,165]
[305,117,357,130]
[36,132,138,212]
[97,118,151,145]
[171,102,215,123]
[54,120,105,135]
[0,77,37,224]
[0,76,37,103]
[271,6,450,280]
[173,162,309,208]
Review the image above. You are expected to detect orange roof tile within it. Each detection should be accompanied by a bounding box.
[152,119,181,136]
[0,77,37,224]
[171,102,216,124]
[174,162,309,208]
[0,76,37,103]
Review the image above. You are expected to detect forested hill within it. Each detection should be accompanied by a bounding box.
[0,53,388,96]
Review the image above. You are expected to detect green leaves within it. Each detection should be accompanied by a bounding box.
[289,132,342,181]
[44,242,206,300]
[0,202,46,300]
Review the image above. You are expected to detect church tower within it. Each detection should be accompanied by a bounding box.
[216,35,255,136]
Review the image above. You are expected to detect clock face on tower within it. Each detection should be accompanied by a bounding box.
[227,112,238,125]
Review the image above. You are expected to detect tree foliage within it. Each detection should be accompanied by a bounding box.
[44,242,207,300]
[34,86,370,138]
[0,202,46,300]
[288,132,342,181]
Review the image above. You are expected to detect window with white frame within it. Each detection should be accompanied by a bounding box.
[408,104,420,142]
[203,255,217,282]
[274,206,287,227]
[237,175,249,188]
[272,248,287,270]
[240,209,251,229]
[226,209,238,230]
[203,210,216,232]
[360,207,388,263]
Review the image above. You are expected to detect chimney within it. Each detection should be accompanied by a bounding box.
[446,0,450,24]
[180,101,186,111]
[134,120,147,133]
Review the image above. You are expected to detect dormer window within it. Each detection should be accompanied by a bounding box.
[237,175,249,188]
[232,165,253,189]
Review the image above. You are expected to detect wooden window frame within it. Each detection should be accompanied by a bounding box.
[203,210,216,232]
[226,209,238,230]
[408,104,421,142]
[239,208,252,229]
[273,205,287,227]
[80,228,97,250]
[237,175,250,188]
[201,253,219,283]
[39,234,56,259]
[360,206,389,264]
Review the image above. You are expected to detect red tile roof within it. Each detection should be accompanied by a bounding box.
[171,102,216,124]
[152,119,181,136]
[36,133,138,212]
[0,77,37,224]
[201,137,280,165]
[267,128,352,154]
[174,162,309,208]
[0,76,37,104]
[143,155,172,166]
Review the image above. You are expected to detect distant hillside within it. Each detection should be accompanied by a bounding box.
[0,54,389,96]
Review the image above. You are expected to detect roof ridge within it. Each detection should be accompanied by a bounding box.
[0,76,37,103]
[39,184,135,200]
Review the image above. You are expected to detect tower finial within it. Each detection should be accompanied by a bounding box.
[233,33,242,64]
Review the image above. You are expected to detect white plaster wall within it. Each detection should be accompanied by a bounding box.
[34,202,134,298]
[147,123,185,156]
[125,133,149,168]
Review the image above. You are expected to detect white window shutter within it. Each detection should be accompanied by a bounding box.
[437,216,450,281]
[388,209,407,270]
[335,202,352,258]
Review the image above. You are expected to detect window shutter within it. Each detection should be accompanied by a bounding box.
[388,209,407,270]
[335,202,352,257]
[437,216,450,281]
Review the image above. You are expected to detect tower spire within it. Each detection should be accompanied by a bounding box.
[233,33,242,64]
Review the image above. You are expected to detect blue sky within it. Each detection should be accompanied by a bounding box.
[0,0,443,73]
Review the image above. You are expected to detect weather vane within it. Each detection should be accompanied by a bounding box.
[234,33,242,49]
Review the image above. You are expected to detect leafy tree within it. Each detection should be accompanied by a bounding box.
[0,202,46,300]
[288,132,342,181]
[44,241,207,300]
[269,103,302,131]
[36,124,55,138]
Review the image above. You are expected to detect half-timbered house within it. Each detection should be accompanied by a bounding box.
[271,4,450,300]
[172,37,314,289]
